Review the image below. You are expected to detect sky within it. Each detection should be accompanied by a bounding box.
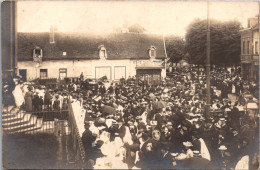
[17,1,259,36]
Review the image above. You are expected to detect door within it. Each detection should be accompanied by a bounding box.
[95,67,111,80]
[19,69,27,82]
[59,68,67,80]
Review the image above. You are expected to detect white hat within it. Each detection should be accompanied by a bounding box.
[218,145,227,151]
[193,150,201,156]
[171,153,178,157]
[183,141,193,147]
[219,118,226,122]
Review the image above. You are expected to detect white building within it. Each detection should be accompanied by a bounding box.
[17,30,167,84]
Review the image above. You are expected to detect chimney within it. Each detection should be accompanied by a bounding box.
[49,26,55,43]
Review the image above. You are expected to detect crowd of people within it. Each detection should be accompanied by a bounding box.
[72,67,258,169]
[2,76,70,113]
[2,66,259,169]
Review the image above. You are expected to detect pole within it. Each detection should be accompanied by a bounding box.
[205,0,211,118]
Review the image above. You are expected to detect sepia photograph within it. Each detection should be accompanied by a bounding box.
[1,0,259,169]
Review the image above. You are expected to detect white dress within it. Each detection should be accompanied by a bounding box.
[199,138,211,161]
[12,84,24,107]
[235,155,249,170]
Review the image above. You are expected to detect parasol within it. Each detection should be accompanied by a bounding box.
[101,105,116,115]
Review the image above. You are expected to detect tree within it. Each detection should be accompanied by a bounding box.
[165,35,185,65]
[185,19,241,66]
[128,24,147,33]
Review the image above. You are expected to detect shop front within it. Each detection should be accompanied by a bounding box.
[136,69,162,85]
[136,61,164,85]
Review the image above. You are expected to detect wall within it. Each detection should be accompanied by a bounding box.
[18,58,166,81]
[253,31,259,55]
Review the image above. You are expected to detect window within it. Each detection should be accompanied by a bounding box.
[151,49,155,57]
[95,67,111,80]
[114,66,126,80]
[59,68,67,80]
[63,52,67,56]
[247,41,250,54]
[100,50,106,58]
[33,47,43,59]
[149,46,156,58]
[255,41,259,54]
[35,49,41,55]
[40,69,47,78]
[243,41,245,54]
[98,45,107,59]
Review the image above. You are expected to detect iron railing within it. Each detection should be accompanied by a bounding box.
[67,99,86,168]
[2,107,63,134]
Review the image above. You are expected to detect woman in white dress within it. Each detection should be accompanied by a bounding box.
[12,79,25,108]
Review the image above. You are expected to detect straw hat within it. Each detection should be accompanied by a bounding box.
[218,145,227,151]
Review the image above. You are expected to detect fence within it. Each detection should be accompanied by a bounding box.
[29,110,69,121]
[2,107,68,134]
[67,99,86,168]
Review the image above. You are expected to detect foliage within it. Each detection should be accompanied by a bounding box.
[128,24,147,33]
[165,35,186,64]
[185,19,241,65]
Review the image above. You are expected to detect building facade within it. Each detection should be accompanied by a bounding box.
[17,31,167,83]
[240,17,259,82]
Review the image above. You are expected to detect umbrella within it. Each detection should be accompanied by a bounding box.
[153,101,167,110]
[101,105,116,115]
[180,157,214,169]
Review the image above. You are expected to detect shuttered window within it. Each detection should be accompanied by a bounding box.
[114,66,126,80]
[40,69,47,78]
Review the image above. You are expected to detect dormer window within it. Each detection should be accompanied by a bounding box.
[151,49,155,57]
[148,46,156,58]
[98,45,107,59]
[33,47,43,61]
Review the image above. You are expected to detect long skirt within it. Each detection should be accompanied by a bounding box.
[25,96,33,111]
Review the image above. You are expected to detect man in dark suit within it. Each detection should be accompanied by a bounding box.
[100,84,106,99]
[82,122,97,162]
[116,117,126,139]
[33,92,40,111]
[155,108,164,126]
[44,89,52,110]
[159,142,174,169]
[108,83,114,94]
[108,117,126,141]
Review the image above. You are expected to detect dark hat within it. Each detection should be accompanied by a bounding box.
[117,116,123,122]
[138,122,146,130]
[161,142,170,150]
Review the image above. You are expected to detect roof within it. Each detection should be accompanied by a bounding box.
[136,60,164,69]
[18,32,166,61]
